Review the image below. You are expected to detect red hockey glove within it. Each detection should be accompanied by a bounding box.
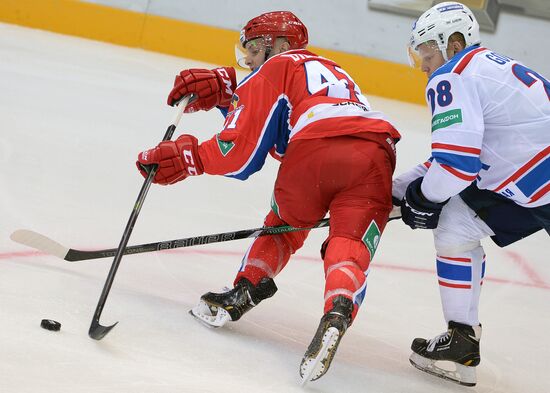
[167,67,237,112]
[136,135,204,185]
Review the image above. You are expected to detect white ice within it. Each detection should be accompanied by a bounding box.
[1,22,549,393]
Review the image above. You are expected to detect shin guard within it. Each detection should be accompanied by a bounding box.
[235,211,308,286]
[322,237,372,321]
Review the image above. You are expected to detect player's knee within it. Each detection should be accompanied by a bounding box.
[323,236,371,272]
[264,210,285,227]
[434,215,484,255]
[263,210,307,252]
[435,238,482,255]
[435,196,490,252]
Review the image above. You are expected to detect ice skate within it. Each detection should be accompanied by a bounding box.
[299,296,353,385]
[409,321,481,387]
[190,277,277,328]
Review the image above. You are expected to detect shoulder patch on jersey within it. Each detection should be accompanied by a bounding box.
[432,109,463,132]
[216,134,235,156]
[230,93,239,110]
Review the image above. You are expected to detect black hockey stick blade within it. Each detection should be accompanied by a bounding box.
[89,317,118,340]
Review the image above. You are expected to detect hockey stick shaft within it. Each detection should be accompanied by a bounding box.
[88,97,190,340]
[11,207,401,262]
[74,219,331,260]
[35,219,330,262]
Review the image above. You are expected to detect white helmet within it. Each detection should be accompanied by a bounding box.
[408,2,481,64]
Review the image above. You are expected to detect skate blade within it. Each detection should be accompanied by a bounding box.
[189,301,230,328]
[300,327,340,386]
[409,352,477,386]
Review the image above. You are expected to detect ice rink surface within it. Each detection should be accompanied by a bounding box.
[1,22,549,393]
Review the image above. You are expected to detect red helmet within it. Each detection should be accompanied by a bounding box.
[240,11,308,50]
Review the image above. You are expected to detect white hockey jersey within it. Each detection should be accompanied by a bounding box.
[396,45,550,208]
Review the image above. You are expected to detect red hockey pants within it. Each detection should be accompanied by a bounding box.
[235,132,396,321]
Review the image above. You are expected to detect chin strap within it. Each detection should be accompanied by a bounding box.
[264,47,272,62]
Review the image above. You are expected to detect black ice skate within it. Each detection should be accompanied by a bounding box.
[409,321,482,386]
[189,277,277,328]
[300,296,353,385]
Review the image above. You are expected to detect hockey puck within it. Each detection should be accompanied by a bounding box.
[40,319,61,331]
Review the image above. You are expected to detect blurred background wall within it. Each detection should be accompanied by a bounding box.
[1,0,549,104]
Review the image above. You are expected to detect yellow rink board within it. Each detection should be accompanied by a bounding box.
[0,0,427,104]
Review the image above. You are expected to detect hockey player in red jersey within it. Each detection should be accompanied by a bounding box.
[136,11,401,383]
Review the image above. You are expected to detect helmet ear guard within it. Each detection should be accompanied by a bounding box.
[408,1,480,63]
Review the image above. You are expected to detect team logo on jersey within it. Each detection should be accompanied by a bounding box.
[216,134,235,156]
[432,109,462,132]
[362,220,381,259]
[230,94,239,110]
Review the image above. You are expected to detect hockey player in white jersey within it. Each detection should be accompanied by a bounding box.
[393,1,550,387]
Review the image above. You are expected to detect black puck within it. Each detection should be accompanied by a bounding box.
[40,319,61,331]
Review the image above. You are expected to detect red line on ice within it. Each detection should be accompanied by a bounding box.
[2,248,549,290]
[0,250,43,259]
[504,250,549,288]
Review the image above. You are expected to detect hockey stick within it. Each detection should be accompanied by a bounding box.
[87,96,191,340]
[10,208,401,262]
[10,207,401,262]
[11,220,329,262]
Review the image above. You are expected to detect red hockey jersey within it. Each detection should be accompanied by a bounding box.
[198,49,401,180]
